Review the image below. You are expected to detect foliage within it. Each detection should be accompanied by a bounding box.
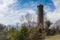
[16,26,29,40]
[8,26,29,40]
[8,27,19,40]
[45,21,52,35]
[0,24,8,40]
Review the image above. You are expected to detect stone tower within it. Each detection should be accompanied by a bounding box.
[28,4,45,40]
[37,4,45,40]
[37,4,44,26]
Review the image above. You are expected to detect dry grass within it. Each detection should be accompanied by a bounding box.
[45,35,60,40]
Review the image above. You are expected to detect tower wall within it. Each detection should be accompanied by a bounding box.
[37,4,44,26]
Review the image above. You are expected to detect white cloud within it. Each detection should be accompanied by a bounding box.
[0,0,17,11]
[0,0,37,25]
[0,0,17,25]
[44,6,52,13]
[52,0,60,8]
[0,6,36,25]
[46,0,60,23]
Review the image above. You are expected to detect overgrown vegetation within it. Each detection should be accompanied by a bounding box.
[7,20,60,40]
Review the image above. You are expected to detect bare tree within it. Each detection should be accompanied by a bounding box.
[25,13,33,27]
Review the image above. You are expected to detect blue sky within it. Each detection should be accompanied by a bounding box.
[0,0,60,25]
[10,0,55,11]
